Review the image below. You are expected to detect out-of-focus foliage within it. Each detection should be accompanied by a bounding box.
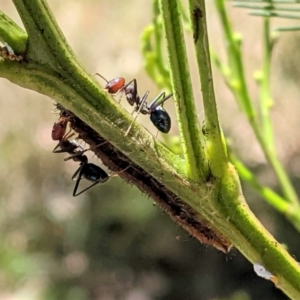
[1,0,300,299]
[232,0,300,31]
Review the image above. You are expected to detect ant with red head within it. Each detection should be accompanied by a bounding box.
[95,73,172,133]
[51,120,111,196]
[51,118,83,157]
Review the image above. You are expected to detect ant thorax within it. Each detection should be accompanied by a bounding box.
[124,85,136,106]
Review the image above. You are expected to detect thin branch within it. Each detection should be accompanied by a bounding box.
[188,0,228,178]
[215,0,300,206]
[0,11,27,54]
[159,0,209,181]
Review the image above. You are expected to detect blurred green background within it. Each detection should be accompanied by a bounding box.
[1,1,300,299]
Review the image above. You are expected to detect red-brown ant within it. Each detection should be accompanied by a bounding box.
[95,73,172,133]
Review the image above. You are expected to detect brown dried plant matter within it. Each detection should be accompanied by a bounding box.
[0,44,23,61]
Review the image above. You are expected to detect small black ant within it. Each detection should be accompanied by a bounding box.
[95,73,172,133]
[51,121,112,196]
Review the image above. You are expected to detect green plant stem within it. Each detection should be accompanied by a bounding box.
[9,0,186,185]
[215,0,299,207]
[260,18,274,146]
[231,152,300,232]
[231,154,289,213]
[188,0,228,178]
[141,0,172,91]
[159,0,208,181]
[1,1,300,298]
[0,11,27,54]
[257,16,300,208]
[152,0,171,89]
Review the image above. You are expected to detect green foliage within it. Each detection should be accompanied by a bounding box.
[1,0,300,299]
[213,0,300,232]
[232,0,300,31]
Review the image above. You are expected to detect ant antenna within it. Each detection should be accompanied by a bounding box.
[93,72,109,83]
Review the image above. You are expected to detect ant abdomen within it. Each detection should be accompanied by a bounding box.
[150,108,171,133]
[72,162,109,197]
[81,163,109,183]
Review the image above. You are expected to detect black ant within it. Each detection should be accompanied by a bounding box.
[51,121,112,196]
[52,122,83,157]
[95,73,172,133]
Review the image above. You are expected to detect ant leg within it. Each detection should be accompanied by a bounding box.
[109,165,130,178]
[73,179,109,197]
[72,164,86,197]
[125,91,150,136]
[122,78,137,93]
[73,181,102,197]
[94,141,108,148]
[72,164,109,197]
[64,129,75,140]
[149,92,173,111]
[117,92,123,104]
[53,147,72,154]
[71,163,84,181]
[64,149,89,161]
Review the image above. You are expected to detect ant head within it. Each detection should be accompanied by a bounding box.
[94,73,125,94]
[150,107,171,133]
[51,118,68,141]
[105,77,125,94]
